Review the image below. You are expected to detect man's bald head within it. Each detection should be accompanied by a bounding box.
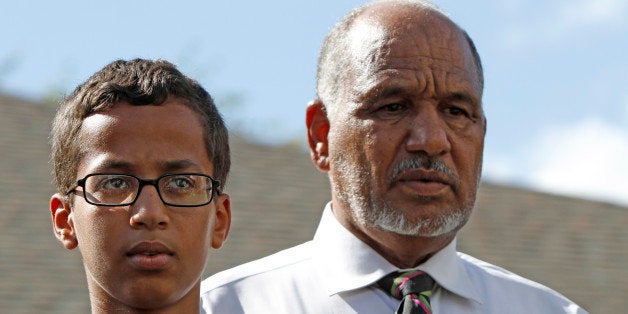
[316,0,483,116]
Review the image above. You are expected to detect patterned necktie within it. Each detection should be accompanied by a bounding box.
[377,270,435,314]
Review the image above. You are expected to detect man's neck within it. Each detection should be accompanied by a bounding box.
[331,202,456,269]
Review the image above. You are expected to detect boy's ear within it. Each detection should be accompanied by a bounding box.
[306,99,330,172]
[211,193,231,249]
[50,193,78,250]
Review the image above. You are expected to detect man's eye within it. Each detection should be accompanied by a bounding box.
[445,106,469,117]
[380,103,404,112]
[370,102,408,120]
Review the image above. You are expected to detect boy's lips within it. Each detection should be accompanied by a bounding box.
[126,241,175,270]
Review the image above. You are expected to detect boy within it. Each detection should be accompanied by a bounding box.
[49,58,231,313]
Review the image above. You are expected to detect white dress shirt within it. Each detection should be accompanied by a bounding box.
[201,203,587,313]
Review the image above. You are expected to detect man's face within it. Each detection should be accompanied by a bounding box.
[51,99,230,310]
[327,10,485,237]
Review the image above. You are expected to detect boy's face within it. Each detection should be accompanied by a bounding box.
[50,99,230,311]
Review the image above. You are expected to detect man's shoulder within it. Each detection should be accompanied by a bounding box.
[456,251,587,312]
[201,240,314,293]
[457,251,550,289]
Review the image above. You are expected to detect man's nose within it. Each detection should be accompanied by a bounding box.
[405,107,451,156]
[129,185,169,230]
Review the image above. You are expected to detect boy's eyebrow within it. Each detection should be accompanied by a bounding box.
[97,160,133,172]
[160,159,201,172]
[92,159,201,173]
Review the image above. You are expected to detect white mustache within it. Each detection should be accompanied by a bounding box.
[392,156,459,186]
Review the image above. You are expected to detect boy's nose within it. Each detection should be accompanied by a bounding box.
[129,185,169,229]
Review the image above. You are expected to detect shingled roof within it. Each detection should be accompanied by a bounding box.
[1,94,625,313]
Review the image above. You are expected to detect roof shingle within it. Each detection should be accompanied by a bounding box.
[1,94,625,313]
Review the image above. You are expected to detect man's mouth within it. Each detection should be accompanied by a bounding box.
[396,168,452,184]
[394,168,453,196]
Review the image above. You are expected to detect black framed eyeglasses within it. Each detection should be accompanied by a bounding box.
[67,173,221,207]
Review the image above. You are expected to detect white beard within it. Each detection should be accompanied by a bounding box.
[330,153,475,237]
[367,201,471,236]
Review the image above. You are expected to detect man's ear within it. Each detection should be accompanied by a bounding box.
[50,193,78,250]
[211,193,231,249]
[306,99,330,172]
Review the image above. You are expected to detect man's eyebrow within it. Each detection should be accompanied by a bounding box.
[359,87,478,104]
[357,86,409,104]
[443,92,478,105]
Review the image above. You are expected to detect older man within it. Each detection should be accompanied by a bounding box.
[201,1,587,313]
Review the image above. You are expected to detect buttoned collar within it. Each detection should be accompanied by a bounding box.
[313,203,481,304]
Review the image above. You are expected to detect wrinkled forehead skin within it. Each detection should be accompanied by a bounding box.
[342,4,482,106]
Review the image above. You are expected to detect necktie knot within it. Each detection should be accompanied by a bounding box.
[377,270,435,314]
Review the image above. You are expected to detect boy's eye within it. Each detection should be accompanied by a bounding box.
[164,176,194,189]
[172,178,192,189]
[100,177,131,190]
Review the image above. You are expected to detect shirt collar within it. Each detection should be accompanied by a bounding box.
[313,203,395,295]
[418,238,481,303]
[312,203,481,304]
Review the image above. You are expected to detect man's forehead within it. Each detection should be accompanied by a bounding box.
[355,2,450,31]
[347,4,463,56]
[342,6,479,97]
[346,19,388,67]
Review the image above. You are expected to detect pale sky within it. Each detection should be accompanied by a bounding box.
[1,0,627,205]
